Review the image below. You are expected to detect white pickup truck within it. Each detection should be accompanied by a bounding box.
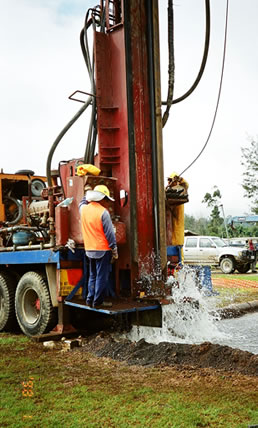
[183,236,255,274]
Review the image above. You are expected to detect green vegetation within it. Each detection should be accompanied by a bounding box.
[202,186,224,236]
[185,211,258,238]
[184,214,209,236]
[0,333,257,428]
[241,137,258,214]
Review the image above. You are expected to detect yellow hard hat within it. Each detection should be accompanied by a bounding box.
[94,185,115,201]
[169,172,178,179]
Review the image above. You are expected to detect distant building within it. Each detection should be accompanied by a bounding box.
[226,215,258,227]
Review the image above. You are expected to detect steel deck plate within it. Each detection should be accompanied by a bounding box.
[64,298,160,315]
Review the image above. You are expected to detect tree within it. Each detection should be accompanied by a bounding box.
[184,214,209,235]
[241,137,258,214]
[202,186,222,208]
[202,186,224,236]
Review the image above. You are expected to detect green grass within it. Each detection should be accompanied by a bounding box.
[212,273,258,282]
[211,286,258,307]
[0,333,257,428]
[211,271,258,306]
[0,335,29,346]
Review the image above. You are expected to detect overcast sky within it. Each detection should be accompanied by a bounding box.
[1,0,257,218]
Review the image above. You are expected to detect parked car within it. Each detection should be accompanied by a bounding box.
[183,236,255,274]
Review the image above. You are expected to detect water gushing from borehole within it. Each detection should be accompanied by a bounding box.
[126,265,228,345]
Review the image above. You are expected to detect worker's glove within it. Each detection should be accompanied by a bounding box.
[111,247,118,263]
[65,239,76,253]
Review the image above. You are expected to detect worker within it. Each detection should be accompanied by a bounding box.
[79,184,118,308]
[247,239,257,273]
[166,172,189,264]
[166,172,189,196]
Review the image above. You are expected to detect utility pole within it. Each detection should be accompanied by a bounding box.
[219,204,229,240]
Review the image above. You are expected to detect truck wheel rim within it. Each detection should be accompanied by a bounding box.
[22,289,40,324]
[223,260,232,273]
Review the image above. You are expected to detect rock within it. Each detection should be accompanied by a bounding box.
[61,339,82,351]
[43,341,56,349]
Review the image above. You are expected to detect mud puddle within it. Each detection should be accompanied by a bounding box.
[80,268,258,377]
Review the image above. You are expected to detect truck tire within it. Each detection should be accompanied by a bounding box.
[220,257,235,274]
[15,271,56,336]
[0,272,17,331]
[31,179,46,197]
[237,264,250,274]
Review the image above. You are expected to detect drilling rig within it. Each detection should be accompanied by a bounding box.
[0,0,190,337]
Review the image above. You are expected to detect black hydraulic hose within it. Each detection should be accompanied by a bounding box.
[88,53,97,163]
[80,27,93,163]
[80,23,93,74]
[84,49,96,163]
[82,12,93,77]
[162,0,210,107]
[146,0,160,262]
[80,11,97,164]
[46,98,91,187]
[100,4,106,32]
[80,29,88,66]
[46,7,99,187]
[179,0,229,176]
[173,0,210,104]
[84,95,95,163]
[89,113,97,164]
[162,0,174,127]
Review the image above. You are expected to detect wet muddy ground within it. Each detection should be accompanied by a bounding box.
[81,332,258,377]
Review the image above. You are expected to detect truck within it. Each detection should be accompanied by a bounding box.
[0,0,205,337]
[183,235,255,274]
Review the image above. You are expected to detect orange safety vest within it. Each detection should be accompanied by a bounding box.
[80,202,110,251]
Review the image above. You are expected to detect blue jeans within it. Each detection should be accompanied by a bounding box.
[87,251,112,305]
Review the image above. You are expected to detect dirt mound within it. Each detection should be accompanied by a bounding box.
[83,333,258,376]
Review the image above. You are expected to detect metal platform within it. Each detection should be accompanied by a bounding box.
[64,297,160,315]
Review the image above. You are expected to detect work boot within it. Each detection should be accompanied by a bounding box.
[86,300,93,307]
[93,301,112,309]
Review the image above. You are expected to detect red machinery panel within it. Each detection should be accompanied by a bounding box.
[65,175,84,244]
[60,164,126,246]
[55,206,69,246]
